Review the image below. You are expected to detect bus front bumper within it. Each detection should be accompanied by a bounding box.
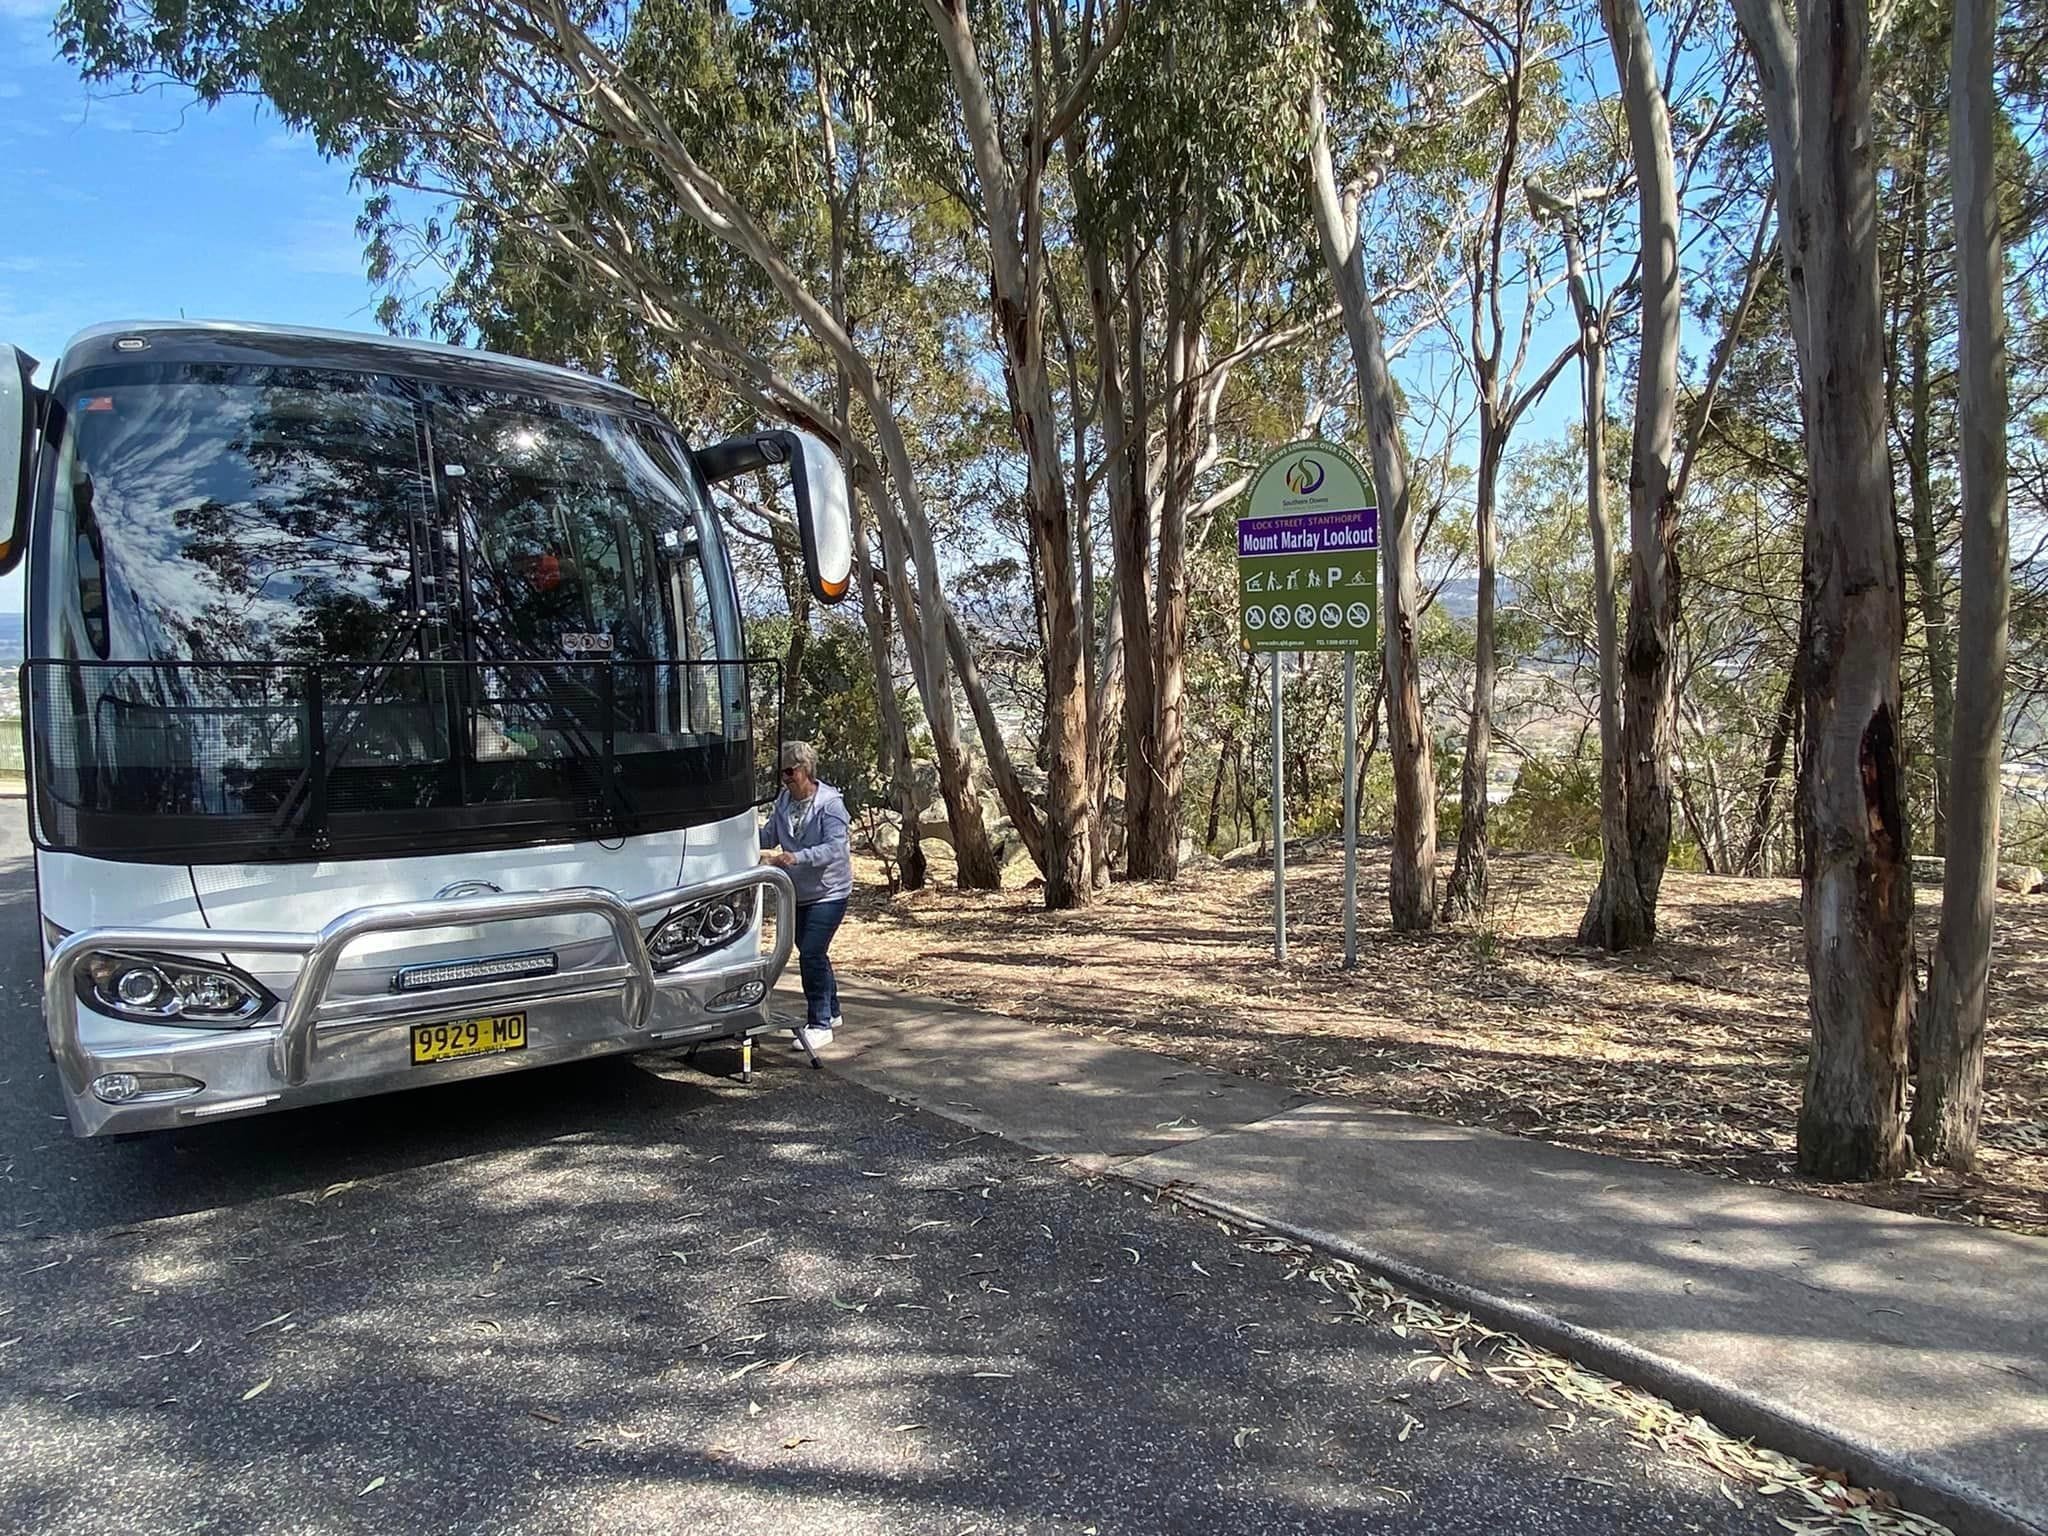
[43,867,798,1138]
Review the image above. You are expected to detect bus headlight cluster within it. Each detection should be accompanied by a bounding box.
[78,953,276,1026]
[645,891,757,969]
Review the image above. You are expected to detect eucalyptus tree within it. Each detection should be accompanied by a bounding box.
[1571,0,1684,948]
[1912,0,2011,1170]
[1072,0,1345,881]
[59,0,1015,887]
[1399,0,1582,923]
[1301,0,1443,931]
[1736,0,1916,1180]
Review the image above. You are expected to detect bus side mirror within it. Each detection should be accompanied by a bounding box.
[694,428,853,606]
[0,345,37,578]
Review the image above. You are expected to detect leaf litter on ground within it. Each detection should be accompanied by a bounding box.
[1255,1220,1949,1535]
[836,847,2045,1236]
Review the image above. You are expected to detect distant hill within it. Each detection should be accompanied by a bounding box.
[1429,578,1520,624]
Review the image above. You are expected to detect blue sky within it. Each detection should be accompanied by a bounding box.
[1,0,388,612]
[0,0,1590,623]
[0,8,384,361]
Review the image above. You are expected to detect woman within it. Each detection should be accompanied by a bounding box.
[759,741,853,1050]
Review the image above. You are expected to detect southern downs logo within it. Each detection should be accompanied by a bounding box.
[1284,456,1326,496]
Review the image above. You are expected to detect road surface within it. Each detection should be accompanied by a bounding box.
[0,813,1784,1534]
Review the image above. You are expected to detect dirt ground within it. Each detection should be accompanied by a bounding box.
[833,842,2048,1238]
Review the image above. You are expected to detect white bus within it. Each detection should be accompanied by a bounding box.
[0,321,852,1136]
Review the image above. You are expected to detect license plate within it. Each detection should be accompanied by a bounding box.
[411,1012,528,1066]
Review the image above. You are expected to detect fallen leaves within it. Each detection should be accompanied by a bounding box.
[1301,1255,1953,1536]
[836,849,2047,1236]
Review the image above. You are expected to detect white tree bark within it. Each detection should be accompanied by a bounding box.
[1306,77,1439,931]
[1583,0,1682,949]
[1912,0,2008,1170]
[923,0,1096,907]
[1542,202,1638,950]
[521,0,1006,886]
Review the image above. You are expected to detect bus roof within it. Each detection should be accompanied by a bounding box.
[53,320,657,414]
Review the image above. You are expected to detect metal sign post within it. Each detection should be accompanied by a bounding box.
[1271,652,1286,963]
[1343,651,1358,969]
[1240,442,1379,967]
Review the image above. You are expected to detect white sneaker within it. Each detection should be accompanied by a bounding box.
[790,1025,834,1052]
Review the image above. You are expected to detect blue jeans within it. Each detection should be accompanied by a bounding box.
[794,899,847,1031]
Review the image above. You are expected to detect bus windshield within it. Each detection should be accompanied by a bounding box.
[27,363,758,862]
[38,367,737,670]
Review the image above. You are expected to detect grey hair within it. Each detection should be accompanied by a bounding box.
[779,740,819,775]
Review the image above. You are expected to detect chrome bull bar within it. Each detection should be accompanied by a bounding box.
[45,866,797,1097]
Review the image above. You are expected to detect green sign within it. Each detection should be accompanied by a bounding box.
[1238,441,1379,652]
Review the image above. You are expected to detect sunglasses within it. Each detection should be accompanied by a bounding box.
[780,766,802,777]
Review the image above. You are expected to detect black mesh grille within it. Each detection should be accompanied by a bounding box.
[25,659,773,863]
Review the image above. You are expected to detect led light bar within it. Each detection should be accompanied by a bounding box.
[393,951,560,994]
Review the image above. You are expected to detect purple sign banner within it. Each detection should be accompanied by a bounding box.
[1237,506,1379,558]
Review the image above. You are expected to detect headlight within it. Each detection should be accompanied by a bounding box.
[646,890,757,969]
[77,952,276,1027]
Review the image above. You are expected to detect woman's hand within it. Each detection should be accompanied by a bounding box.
[760,849,795,869]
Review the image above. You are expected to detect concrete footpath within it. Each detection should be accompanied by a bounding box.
[800,981,2048,1536]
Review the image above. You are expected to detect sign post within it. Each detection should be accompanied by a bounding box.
[1240,442,1379,965]
[1271,654,1286,963]
[1343,652,1358,968]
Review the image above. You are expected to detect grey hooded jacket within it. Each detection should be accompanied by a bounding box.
[759,781,854,905]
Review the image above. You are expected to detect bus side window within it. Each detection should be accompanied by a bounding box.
[667,541,720,735]
[73,484,110,659]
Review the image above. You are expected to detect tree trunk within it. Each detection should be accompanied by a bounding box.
[1114,233,1158,875]
[1792,0,1915,1182]
[1230,736,1247,847]
[1588,0,1682,950]
[776,540,810,726]
[1679,694,1731,873]
[1444,428,1503,921]
[1912,0,2007,1171]
[1554,222,1642,948]
[1134,242,1199,882]
[1055,78,1124,891]
[925,0,1091,908]
[943,605,1046,870]
[1734,0,1812,380]
[1899,118,1954,853]
[851,522,926,892]
[1203,730,1233,849]
[1091,596,1125,882]
[865,451,1003,890]
[1740,656,1801,876]
[826,142,925,893]
[1305,79,1438,931]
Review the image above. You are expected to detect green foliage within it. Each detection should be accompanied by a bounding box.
[1492,756,1602,860]
[48,0,2048,906]
[753,617,904,812]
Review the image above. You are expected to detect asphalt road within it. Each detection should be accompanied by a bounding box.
[0,814,1786,1535]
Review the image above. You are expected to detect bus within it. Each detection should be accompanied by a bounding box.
[0,321,852,1137]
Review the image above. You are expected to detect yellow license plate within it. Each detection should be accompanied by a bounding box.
[411,1012,528,1066]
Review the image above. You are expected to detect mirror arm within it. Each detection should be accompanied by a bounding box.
[693,431,793,485]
